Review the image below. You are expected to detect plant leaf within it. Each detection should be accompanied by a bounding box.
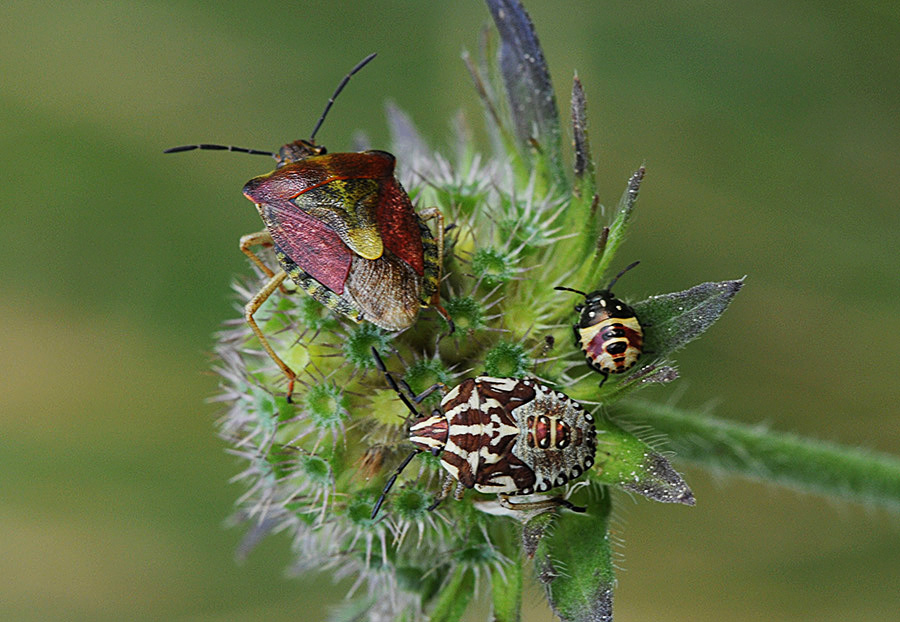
[592,418,695,505]
[463,36,526,182]
[634,278,745,356]
[591,166,644,281]
[521,510,556,559]
[491,556,523,622]
[429,564,475,622]
[569,74,603,262]
[627,399,900,512]
[485,0,565,186]
[326,596,377,622]
[571,74,595,188]
[535,484,614,622]
[386,101,430,163]
[598,363,679,402]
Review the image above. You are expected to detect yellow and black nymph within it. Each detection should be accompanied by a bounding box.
[555,261,644,387]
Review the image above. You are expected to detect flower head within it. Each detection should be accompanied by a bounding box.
[211,2,742,620]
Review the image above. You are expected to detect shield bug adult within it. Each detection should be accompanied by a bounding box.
[555,260,644,387]
[370,348,597,518]
[166,54,451,395]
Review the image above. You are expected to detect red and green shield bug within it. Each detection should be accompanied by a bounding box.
[370,348,596,518]
[166,54,451,396]
[555,261,644,387]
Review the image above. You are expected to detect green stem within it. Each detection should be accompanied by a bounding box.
[490,520,523,622]
[624,400,900,511]
[428,564,475,622]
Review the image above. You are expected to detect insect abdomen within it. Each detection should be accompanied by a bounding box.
[579,316,643,374]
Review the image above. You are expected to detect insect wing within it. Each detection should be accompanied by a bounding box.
[309,150,426,277]
[244,170,353,293]
[281,152,386,260]
[370,167,425,276]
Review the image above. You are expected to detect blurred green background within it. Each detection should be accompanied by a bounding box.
[2,1,898,620]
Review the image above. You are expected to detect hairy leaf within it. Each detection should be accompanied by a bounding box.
[572,74,594,186]
[535,485,614,622]
[627,400,900,511]
[592,418,695,505]
[634,278,745,356]
[386,101,430,165]
[521,510,556,559]
[599,363,680,402]
[592,166,644,280]
[491,557,523,622]
[485,0,564,185]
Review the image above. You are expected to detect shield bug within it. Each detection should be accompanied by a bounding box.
[555,260,644,387]
[370,348,597,518]
[166,54,451,395]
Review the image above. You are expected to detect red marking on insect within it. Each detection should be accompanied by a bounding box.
[165,54,452,397]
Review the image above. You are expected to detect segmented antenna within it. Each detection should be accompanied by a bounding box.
[554,285,588,296]
[554,261,640,297]
[162,144,276,157]
[371,450,417,520]
[606,260,640,291]
[164,52,377,156]
[370,346,424,519]
[308,52,377,142]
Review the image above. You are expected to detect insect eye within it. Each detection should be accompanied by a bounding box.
[574,304,584,313]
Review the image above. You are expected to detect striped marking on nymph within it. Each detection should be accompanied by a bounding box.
[485,403,520,449]
[440,378,525,488]
[441,383,486,486]
[375,345,599,514]
[409,414,448,452]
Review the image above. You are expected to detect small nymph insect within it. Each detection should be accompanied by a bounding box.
[166,54,450,396]
[371,348,597,518]
[555,261,644,387]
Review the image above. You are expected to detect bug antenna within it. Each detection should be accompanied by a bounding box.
[554,285,588,298]
[606,260,640,291]
[371,347,421,418]
[163,144,277,158]
[309,52,378,142]
[371,449,418,519]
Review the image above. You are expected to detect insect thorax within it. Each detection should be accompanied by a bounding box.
[277,139,325,166]
[578,291,636,328]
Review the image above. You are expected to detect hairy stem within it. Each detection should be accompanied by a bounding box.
[624,400,900,511]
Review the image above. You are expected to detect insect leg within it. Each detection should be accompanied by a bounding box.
[371,449,419,519]
[240,230,292,295]
[426,476,458,512]
[244,269,297,399]
[499,495,587,513]
[595,368,610,388]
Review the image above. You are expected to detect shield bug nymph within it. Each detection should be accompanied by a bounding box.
[166,54,451,396]
[370,348,597,518]
[555,260,645,387]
